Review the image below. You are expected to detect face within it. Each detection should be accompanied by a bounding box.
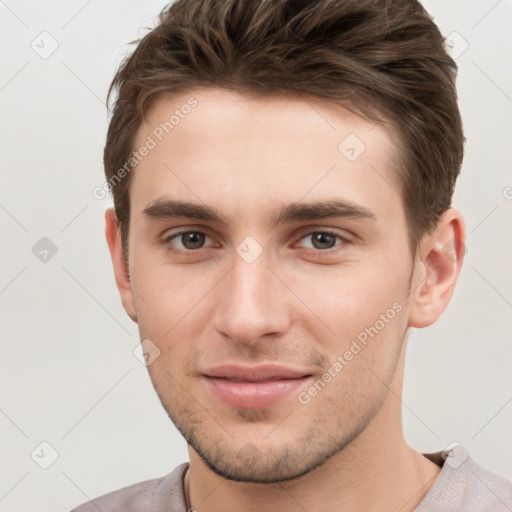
[122,88,417,482]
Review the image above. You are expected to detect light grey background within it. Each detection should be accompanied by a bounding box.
[0,1,511,511]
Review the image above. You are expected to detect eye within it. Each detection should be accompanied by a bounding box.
[161,228,350,257]
[164,230,214,253]
[297,230,348,251]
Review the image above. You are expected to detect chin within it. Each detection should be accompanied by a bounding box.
[185,425,358,484]
[195,447,324,483]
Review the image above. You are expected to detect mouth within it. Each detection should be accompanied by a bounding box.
[202,364,313,409]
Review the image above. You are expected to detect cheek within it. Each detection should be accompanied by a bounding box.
[290,260,410,355]
[131,267,207,384]
[130,257,214,341]
[295,267,408,412]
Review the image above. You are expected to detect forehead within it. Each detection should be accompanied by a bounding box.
[131,87,402,223]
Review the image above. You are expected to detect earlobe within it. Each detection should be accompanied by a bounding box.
[105,208,138,323]
[408,208,466,328]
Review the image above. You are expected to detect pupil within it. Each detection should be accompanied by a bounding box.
[313,232,335,249]
[183,232,205,249]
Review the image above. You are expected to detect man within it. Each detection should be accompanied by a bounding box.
[73,0,512,510]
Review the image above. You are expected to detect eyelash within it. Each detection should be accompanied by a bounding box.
[161,229,351,257]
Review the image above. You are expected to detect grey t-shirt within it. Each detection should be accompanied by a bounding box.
[71,446,512,511]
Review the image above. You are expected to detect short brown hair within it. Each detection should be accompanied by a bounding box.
[104,0,464,256]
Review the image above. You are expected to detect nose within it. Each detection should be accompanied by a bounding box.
[212,250,290,346]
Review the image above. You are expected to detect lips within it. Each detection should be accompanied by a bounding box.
[202,364,312,409]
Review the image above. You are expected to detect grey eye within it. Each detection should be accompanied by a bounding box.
[174,231,207,250]
[301,232,341,250]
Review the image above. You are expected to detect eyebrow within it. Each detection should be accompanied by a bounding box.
[142,198,377,226]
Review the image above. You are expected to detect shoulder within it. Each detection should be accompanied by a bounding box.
[70,462,189,512]
[463,458,512,511]
[417,445,512,511]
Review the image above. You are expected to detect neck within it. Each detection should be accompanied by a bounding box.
[186,341,441,512]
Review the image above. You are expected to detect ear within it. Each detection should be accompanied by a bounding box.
[408,208,466,328]
[105,208,137,323]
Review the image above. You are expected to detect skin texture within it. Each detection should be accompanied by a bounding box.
[106,87,466,511]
